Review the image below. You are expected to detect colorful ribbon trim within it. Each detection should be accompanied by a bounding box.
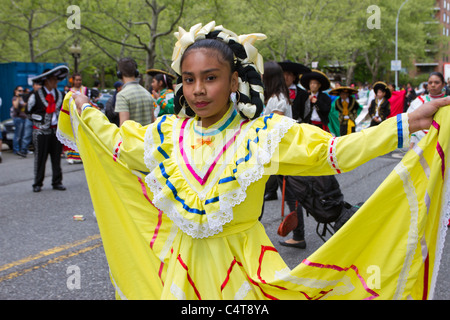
[432,120,445,179]
[397,114,403,148]
[179,118,248,185]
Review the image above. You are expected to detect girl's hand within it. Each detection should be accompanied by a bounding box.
[152,90,160,100]
[408,96,450,133]
[74,93,90,115]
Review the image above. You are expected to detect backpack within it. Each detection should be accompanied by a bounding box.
[333,202,364,232]
[285,175,344,224]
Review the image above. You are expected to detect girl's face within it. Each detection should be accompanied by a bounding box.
[309,79,321,93]
[376,89,385,99]
[151,78,163,91]
[181,48,238,128]
[73,76,82,88]
[427,75,444,96]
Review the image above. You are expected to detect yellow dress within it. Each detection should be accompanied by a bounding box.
[57,92,450,300]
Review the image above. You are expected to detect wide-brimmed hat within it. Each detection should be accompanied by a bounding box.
[278,60,311,76]
[373,81,391,99]
[329,86,358,96]
[146,68,176,80]
[300,69,331,91]
[30,65,69,85]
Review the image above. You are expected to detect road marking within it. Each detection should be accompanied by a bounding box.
[0,242,103,283]
[0,234,101,278]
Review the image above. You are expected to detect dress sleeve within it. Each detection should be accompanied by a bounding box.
[79,105,149,172]
[270,113,410,176]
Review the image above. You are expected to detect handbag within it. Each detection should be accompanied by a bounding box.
[277,209,298,237]
[277,177,298,236]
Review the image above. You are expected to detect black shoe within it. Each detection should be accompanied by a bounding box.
[33,186,42,192]
[16,151,27,158]
[264,193,278,201]
[279,240,306,249]
[53,184,66,191]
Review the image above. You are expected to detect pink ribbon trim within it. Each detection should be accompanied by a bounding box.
[302,259,379,300]
[432,120,445,179]
[179,118,248,185]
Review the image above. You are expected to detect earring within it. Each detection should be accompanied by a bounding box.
[235,91,241,103]
[179,94,187,108]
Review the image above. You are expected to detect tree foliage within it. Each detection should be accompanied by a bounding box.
[0,0,445,88]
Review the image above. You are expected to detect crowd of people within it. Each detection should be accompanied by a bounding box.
[0,59,179,190]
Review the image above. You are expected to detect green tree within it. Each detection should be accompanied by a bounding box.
[0,0,70,62]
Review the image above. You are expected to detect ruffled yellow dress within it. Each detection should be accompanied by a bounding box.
[57,92,450,300]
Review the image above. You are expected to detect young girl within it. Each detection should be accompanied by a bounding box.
[59,22,450,300]
[368,81,391,127]
[66,73,88,164]
[262,61,292,118]
[407,72,447,149]
[149,70,175,118]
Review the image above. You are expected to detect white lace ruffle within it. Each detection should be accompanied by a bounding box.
[144,116,296,239]
[56,128,79,152]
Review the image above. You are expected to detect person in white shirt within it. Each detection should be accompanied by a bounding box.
[262,61,292,117]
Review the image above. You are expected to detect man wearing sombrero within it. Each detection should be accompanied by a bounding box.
[278,60,310,121]
[329,86,361,136]
[298,69,332,131]
[27,65,69,192]
[368,81,391,127]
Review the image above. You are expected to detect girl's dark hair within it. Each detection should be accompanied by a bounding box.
[429,71,445,84]
[263,61,290,105]
[174,33,264,120]
[154,73,173,89]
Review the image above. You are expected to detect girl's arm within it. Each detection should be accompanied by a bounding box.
[71,94,149,172]
[272,97,450,176]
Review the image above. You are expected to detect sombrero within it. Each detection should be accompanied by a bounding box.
[30,65,69,85]
[329,86,358,96]
[373,81,391,99]
[146,68,176,80]
[278,60,311,76]
[300,69,331,91]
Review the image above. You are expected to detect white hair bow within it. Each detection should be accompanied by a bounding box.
[171,21,266,76]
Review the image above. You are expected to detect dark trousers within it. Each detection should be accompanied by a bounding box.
[32,130,63,188]
[264,175,279,196]
[261,175,305,241]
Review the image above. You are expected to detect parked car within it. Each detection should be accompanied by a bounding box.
[95,93,112,112]
[0,118,14,150]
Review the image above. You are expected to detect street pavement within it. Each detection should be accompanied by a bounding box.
[0,145,449,300]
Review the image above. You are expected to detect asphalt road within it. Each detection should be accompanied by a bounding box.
[0,146,449,300]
